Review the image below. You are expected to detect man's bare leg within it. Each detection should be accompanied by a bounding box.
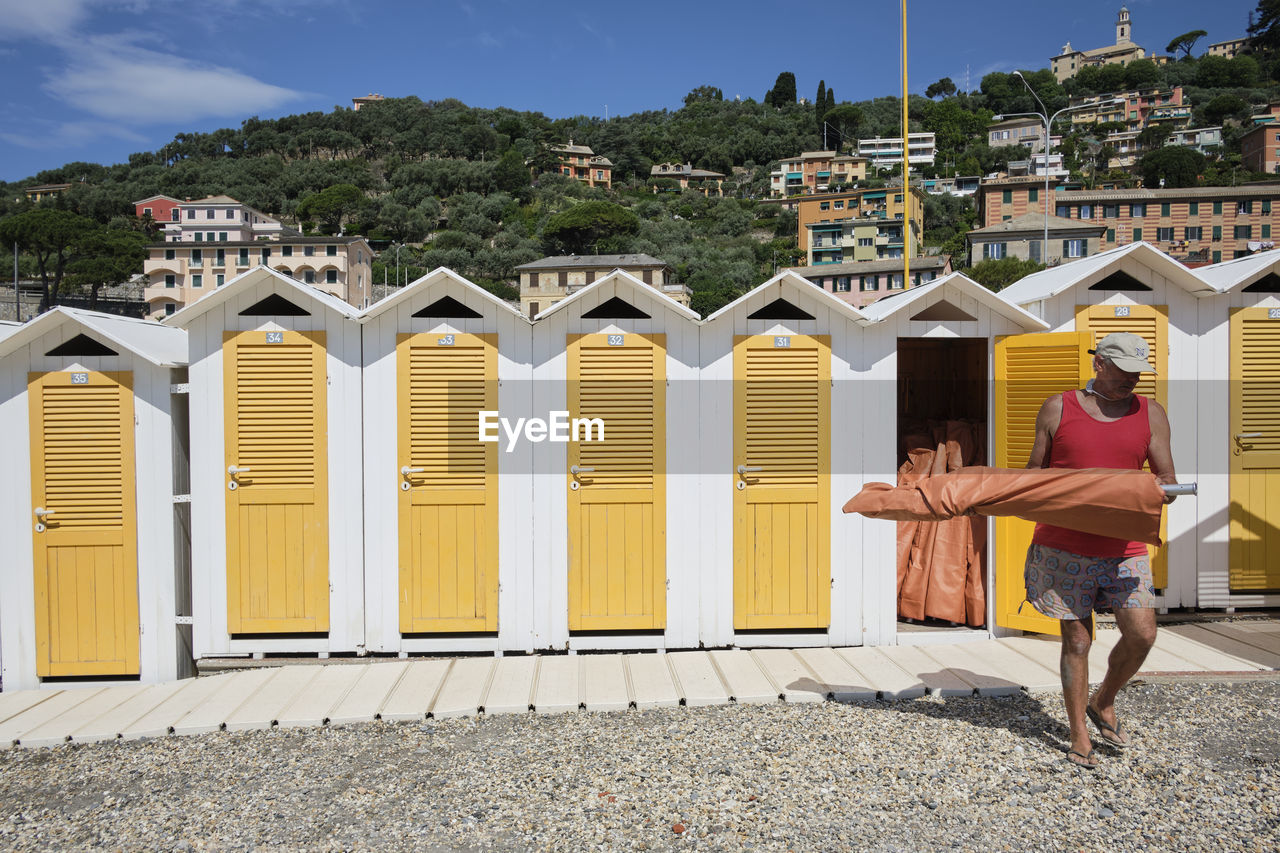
[1088,607,1157,745]
[1060,618,1096,765]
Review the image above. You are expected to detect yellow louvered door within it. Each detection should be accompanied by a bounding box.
[29,371,139,677]
[567,333,666,631]
[1077,304,1170,587]
[733,335,830,630]
[994,332,1092,635]
[224,329,328,633]
[1229,307,1280,591]
[397,332,498,632]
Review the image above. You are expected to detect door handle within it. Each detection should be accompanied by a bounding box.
[401,466,425,476]
[1235,433,1263,440]
[34,507,55,517]
[737,465,763,476]
[570,465,595,475]
[227,465,252,475]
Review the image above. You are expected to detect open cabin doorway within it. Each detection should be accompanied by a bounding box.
[895,338,990,637]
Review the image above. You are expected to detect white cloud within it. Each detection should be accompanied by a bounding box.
[0,117,146,150]
[477,31,501,48]
[0,0,92,41]
[44,40,304,124]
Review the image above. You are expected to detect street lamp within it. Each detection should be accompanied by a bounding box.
[998,71,1122,263]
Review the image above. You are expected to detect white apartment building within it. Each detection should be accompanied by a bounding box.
[163,195,289,243]
[857,133,936,170]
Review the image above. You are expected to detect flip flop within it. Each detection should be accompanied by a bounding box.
[1066,748,1098,770]
[1086,705,1130,749]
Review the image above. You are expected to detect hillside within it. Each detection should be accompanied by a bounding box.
[4,47,1280,314]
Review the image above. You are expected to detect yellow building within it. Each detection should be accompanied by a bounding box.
[795,187,925,264]
[551,141,613,189]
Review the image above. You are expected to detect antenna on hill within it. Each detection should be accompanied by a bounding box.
[964,64,970,94]
[605,104,609,120]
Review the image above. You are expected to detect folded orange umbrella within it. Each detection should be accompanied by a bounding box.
[843,467,1167,546]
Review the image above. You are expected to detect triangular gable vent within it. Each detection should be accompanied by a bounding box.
[909,299,978,322]
[581,296,650,319]
[746,298,815,321]
[1242,272,1280,293]
[412,295,483,319]
[1087,270,1152,292]
[238,293,311,316]
[45,334,119,357]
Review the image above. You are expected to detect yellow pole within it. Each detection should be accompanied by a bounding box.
[901,0,910,289]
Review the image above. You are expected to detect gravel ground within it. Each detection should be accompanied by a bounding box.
[0,678,1276,852]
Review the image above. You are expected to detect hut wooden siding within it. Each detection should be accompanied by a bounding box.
[699,273,875,648]
[171,268,365,658]
[531,271,701,651]
[360,269,535,654]
[1195,251,1280,610]
[0,309,191,691]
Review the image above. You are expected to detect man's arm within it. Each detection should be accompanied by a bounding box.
[1025,394,1063,469]
[1147,399,1177,503]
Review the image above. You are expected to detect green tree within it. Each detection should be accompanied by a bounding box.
[0,208,97,310]
[961,257,1044,292]
[1165,29,1207,58]
[1139,146,1205,189]
[1248,0,1280,51]
[296,183,366,234]
[766,72,797,107]
[541,200,640,254]
[65,226,150,310]
[815,80,827,122]
[925,77,957,99]
[822,104,864,147]
[1202,93,1250,125]
[683,85,723,106]
[492,147,531,195]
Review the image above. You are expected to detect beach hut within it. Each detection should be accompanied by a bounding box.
[997,242,1218,621]
[0,308,190,691]
[531,270,700,651]
[167,267,364,659]
[699,272,872,647]
[855,272,1050,641]
[359,268,534,655]
[1193,250,1280,611]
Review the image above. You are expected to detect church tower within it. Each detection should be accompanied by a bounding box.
[1116,6,1131,45]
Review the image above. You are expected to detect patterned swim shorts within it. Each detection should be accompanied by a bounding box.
[1023,543,1156,621]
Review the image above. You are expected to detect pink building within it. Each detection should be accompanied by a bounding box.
[133,195,183,225]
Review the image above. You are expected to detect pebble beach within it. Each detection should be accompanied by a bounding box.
[0,677,1276,851]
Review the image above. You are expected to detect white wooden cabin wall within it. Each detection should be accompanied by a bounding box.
[360,279,535,654]
[1196,288,1280,609]
[531,279,700,651]
[0,324,182,690]
[187,278,363,657]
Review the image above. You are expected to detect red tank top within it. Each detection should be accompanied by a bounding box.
[1031,390,1152,558]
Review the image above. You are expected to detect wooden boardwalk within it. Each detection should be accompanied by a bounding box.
[2,622,1277,750]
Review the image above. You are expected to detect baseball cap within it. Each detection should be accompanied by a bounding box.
[1090,332,1156,374]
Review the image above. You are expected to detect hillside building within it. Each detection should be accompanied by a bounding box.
[795,187,925,265]
[856,133,936,170]
[784,255,951,308]
[551,141,613,189]
[978,182,1280,265]
[516,254,689,318]
[967,212,1106,266]
[769,151,868,197]
[1051,7,1146,82]
[649,163,725,196]
[135,195,371,318]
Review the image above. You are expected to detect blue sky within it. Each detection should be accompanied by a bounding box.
[0,0,1259,183]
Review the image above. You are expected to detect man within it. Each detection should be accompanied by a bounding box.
[1024,332,1177,770]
